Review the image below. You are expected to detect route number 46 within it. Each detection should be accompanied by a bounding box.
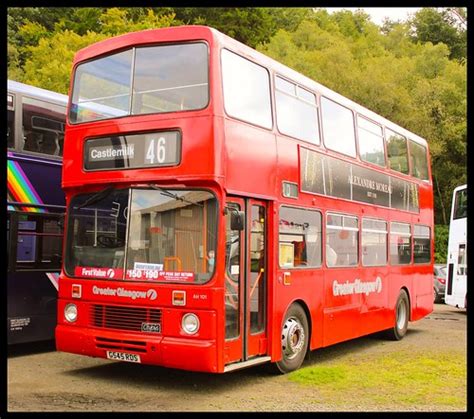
[146,137,167,164]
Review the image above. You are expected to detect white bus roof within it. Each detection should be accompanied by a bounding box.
[8,79,69,106]
[453,184,467,192]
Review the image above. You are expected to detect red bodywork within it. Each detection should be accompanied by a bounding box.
[57,26,434,373]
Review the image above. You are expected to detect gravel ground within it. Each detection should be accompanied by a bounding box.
[6,303,467,412]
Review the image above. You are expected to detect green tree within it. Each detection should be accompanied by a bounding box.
[410,8,467,61]
[54,8,104,35]
[98,7,176,36]
[10,8,178,94]
[7,7,465,227]
[21,30,108,94]
[172,7,276,47]
[266,8,313,33]
[7,14,24,81]
[259,9,466,226]
[434,225,449,263]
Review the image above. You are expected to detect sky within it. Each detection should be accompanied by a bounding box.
[325,7,422,26]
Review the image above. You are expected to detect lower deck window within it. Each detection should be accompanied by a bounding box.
[413,225,431,264]
[390,222,411,265]
[279,206,322,268]
[326,213,358,267]
[362,218,387,266]
[8,212,63,271]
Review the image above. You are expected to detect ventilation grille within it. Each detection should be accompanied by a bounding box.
[90,304,162,333]
[95,336,148,353]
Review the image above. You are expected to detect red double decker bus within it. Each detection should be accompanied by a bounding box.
[56,26,434,373]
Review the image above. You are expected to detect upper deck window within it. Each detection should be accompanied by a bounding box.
[275,76,319,144]
[386,129,409,175]
[221,49,272,129]
[357,115,385,167]
[453,188,467,220]
[8,94,15,149]
[22,96,66,156]
[70,43,209,124]
[321,97,356,157]
[409,140,429,180]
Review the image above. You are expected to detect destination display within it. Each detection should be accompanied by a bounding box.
[300,147,419,213]
[84,131,181,171]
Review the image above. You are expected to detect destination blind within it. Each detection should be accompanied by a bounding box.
[84,131,181,171]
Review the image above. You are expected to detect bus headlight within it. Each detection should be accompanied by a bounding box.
[64,303,78,323]
[182,313,200,335]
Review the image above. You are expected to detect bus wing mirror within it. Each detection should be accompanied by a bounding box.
[231,211,245,231]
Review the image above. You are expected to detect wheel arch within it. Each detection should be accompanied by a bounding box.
[400,286,412,321]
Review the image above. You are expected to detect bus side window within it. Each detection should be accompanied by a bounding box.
[389,222,411,265]
[362,218,388,266]
[22,96,66,157]
[409,140,429,180]
[386,129,409,175]
[413,225,430,264]
[453,188,467,219]
[22,129,39,153]
[15,215,63,271]
[8,96,15,149]
[279,206,322,269]
[457,244,466,275]
[326,213,359,267]
[357,115,385,167]
[321,96,356,158]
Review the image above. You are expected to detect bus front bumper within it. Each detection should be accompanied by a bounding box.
[56,325,219,373]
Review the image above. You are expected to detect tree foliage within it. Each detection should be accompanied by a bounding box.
[7,7,466,229]
[259,9,466,226]
[409,7,467,61]
[434,225,449,263]
[8,7,176,94]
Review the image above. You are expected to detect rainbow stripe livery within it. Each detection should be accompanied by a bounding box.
[7,158,46,213]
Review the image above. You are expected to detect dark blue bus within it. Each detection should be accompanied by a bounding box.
[7,80,67,344]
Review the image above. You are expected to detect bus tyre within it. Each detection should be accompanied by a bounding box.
[273,303,309,374]
[385,290,409,341]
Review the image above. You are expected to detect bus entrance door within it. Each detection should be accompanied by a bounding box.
[224,198,269,370]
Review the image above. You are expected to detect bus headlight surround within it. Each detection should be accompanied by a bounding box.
[64,303,78,323]
[182,313,200,335]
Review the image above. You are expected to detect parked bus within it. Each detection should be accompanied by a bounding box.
[56,26,434,373]
[7,80,67,344]
[445,184,467,309]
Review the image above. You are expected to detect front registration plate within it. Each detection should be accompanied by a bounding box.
[106,351,141,363]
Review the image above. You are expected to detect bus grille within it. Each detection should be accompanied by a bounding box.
[95,336,148,353]
[90,304,162,333]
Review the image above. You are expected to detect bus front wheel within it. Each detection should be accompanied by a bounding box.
[384,289,409,341]
[273,303,309,374]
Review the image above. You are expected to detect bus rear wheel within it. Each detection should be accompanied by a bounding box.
[272,303,309,374]
[384,289,409,341]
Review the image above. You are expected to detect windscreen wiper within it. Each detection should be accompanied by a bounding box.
[150,185,203,207]
[76,186,115,209]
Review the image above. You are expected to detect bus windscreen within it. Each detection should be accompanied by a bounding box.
[70,42,209,123]
[65,188,217,284]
